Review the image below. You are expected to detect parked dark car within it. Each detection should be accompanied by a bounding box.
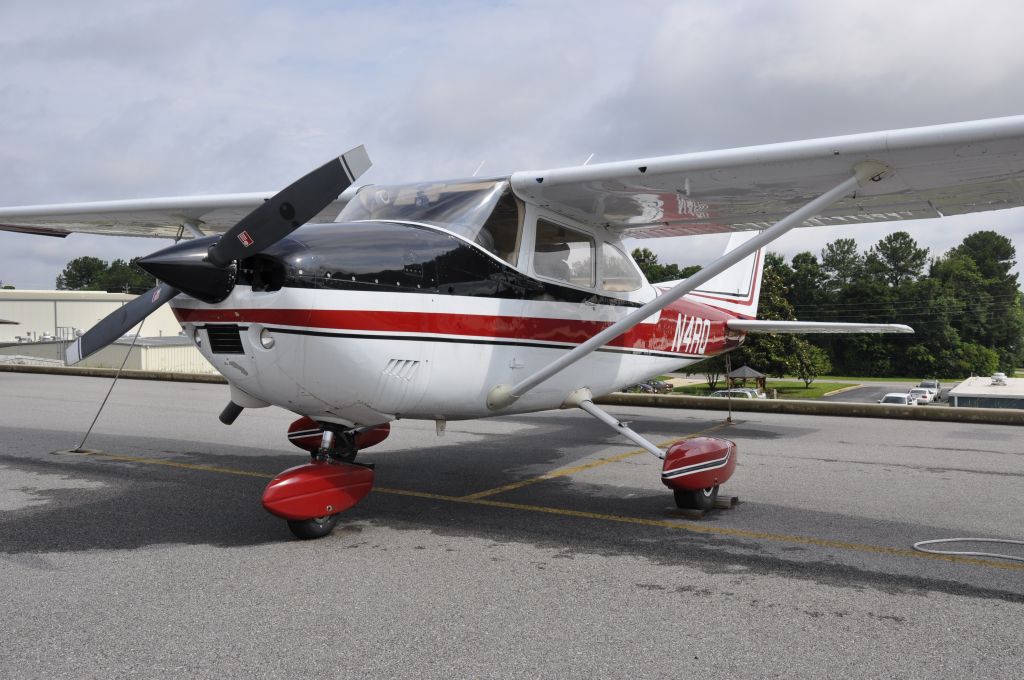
[624,379,673,394]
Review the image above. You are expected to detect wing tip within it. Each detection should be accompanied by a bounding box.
[341,145,372,181]
[65,339,82,365]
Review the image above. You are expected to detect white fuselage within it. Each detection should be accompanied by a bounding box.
[172,284,706,427]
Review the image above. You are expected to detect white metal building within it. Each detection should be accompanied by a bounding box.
[0,290,182,343]
[0,336,216,374]
[948,375,1024,409]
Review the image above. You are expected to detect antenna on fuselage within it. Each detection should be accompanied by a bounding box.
[472,160,486,177]
[582,153,595,166]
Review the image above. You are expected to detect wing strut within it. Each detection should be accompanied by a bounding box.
[487,165,883,410]
[573,390,665,459]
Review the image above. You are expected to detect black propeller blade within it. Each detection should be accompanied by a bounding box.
[206,146,371,267]
[66,283,180,364]
[66,145,371,365]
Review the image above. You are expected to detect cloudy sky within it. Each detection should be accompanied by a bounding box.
[2,0,1024,288]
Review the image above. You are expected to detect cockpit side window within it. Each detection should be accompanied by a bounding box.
[600,243,644,292]
[478,190,524,266]
[533,219,594,288]
[337,179,524,266]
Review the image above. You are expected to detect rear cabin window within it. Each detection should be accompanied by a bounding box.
[533,219,594,288]
[601,243,643,292]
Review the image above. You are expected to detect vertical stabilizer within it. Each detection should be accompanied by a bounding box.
[688,233,765,319]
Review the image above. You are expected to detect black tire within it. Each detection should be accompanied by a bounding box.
[673,485,719,511]
[286,515,339,540]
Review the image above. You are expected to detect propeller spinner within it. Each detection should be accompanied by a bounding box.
[65,146,371,365]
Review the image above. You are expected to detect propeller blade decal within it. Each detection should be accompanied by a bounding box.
[66,283,180,365]
[206,145,371,267]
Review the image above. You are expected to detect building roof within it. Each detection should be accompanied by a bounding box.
[112,336,191,347]
[0,289,137,302]
[948,376,1024,398]
[727,365,765,379]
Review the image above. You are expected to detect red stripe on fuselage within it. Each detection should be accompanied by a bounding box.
[173,299,742,356]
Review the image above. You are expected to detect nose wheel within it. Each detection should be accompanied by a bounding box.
[262,458,375,540]
[673,485,719,511]
[287,514,340,540]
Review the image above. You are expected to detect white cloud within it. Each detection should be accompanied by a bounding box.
[2,0,1024,288]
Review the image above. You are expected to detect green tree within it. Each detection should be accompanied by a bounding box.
[630,247,695,283]
[951,231,1017,280]
[56,256,154,293]
[864,231,929,287]
[56,256,108,290]
[791,341,831,387]
[679,264,702,279]
[102,258,155,293]
[684,353,728,391]
[935,231,1023,372]
[730,252,798,376]
[820,238,862,290]
[788,251,827,315]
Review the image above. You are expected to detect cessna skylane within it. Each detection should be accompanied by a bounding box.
[3,116,1024,538]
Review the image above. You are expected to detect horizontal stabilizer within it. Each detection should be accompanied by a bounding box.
[727,320,913,334]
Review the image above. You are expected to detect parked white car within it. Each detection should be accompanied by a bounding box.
[878,392,916,405]
[908,388,934,405]
[918,379,941,398]
[710,389,759,399]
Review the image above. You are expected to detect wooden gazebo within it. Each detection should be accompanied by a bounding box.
[726,365,766,393]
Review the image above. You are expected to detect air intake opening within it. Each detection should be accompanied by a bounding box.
[206,325,246,354]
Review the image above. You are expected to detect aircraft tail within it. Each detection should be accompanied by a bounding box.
[687,232,765,319]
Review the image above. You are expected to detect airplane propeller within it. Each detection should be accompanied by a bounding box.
[66,146,371,365]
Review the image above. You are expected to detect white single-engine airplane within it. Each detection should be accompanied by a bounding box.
[3,116,1024,538]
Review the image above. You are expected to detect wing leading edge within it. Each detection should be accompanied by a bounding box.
[0,187,361,240]
[511,115,1024,238]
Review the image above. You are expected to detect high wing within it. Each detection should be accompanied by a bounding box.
[0,187,362,239]
[510,115,1024,238]
[488,115,1024,410]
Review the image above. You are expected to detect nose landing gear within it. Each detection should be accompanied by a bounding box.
[265,425,383,540]
[287,514,340,540]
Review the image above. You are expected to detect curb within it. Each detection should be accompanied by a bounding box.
[0,363,228,384]
[594,392,1024,426]
[822,384,865,397]
[2,364,1021,426]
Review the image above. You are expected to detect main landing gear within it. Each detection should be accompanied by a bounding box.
[573,392,737,511]
[263,419,391,540]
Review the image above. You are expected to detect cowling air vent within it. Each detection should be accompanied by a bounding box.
[207,325,246,354]
[383,359,420,381]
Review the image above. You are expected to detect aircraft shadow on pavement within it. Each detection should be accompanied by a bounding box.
[1,423,1021,604]
[0,416,657,553]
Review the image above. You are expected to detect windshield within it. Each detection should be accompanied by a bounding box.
[338,179,523,265]
[881,396,906,404]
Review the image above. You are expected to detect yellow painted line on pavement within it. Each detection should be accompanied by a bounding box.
[61,446,1024,572]
[58,450,276,479]
[460,420,733,500]
[375,486,1024,572]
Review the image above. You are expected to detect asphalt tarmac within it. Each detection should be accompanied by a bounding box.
[1,373,1022,679]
